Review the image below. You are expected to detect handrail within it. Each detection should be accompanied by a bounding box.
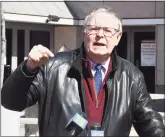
[150,94,164,100]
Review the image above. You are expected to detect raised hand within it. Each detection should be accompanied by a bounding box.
[26,44,54,71]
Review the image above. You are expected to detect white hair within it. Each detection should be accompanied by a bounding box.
[83,7,122,32]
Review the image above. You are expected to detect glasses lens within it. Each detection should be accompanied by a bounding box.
[87,26,118,37]
[104,28,118,37]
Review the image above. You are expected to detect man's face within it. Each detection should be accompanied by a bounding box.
[84,12,122,61]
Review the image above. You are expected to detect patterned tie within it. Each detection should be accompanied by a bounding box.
[94,64,102,94]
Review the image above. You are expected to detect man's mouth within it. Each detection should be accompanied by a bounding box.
[93,42,105,46]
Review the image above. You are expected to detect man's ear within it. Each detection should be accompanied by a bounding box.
[115,32,123,46]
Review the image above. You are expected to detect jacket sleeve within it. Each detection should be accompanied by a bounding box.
[133,74,165,137]
[1,61,44,112]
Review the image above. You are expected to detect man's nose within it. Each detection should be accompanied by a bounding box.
[96,28,104,37]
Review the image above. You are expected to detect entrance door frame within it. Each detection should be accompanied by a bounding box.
[122,28,132,62]
[117,27,155,64]
[130,27,156,86]
[6,22,54,71]
[123,26,156,86]
[130,27,155,64]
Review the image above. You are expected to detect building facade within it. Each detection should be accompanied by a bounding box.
[1,1,165,136]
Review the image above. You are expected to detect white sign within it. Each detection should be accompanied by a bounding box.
[141,40,156,66]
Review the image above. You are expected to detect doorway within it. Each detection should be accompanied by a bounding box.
[133,31,155,93]
[116,32,128,59]
[5,23,54,71]
[116,27,156,93]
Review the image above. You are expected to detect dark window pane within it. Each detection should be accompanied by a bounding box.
[17,30,25,66]
[6,29,12,65]
[116,32,127,59]
[134,32,155,93]
[30,30,50,50]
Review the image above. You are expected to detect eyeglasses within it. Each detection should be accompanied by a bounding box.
[86,25,120,37]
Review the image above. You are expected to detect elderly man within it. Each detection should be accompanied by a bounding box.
[1,7,165,136]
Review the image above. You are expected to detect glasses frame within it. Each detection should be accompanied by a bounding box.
[86,24,120,38]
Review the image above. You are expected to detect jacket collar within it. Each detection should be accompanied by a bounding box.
[70,46,83,74]
[71,42,119,74]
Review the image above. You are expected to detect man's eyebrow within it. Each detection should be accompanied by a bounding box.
[103,26,118,29]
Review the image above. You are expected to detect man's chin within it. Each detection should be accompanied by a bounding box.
[93,50,107,55]
[92,52,108,57]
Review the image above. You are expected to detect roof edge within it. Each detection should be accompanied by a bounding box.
[4,13,79,25]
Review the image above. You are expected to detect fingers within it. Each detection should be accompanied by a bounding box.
[27,44,54,69]
[38,44,54,57]
[30,45,53,60]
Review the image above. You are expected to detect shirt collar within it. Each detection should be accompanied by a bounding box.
[86,56,110,73]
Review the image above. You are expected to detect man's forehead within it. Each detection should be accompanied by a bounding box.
[87,12,119,29]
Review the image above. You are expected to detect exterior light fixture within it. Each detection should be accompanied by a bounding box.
[46,15,60,23]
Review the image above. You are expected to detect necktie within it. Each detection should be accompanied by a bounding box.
[94,64,102,94]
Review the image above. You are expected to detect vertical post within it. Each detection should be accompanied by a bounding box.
[0,3,2,135]
[0,2,1,87]
[164,1,165,95]
[0,3,21,136]
[0,2,6,89]
[0,1,2,89]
